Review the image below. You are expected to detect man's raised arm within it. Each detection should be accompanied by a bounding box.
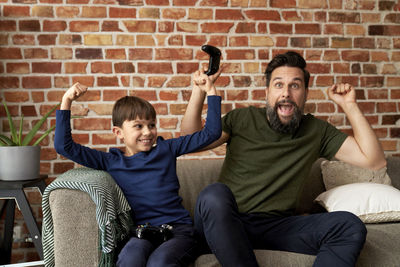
[330,83,386,170]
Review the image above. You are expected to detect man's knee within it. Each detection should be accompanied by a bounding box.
[333,211,366,231]
[329,211,367,243]
[196,183,235,214]
[198,182,231,200]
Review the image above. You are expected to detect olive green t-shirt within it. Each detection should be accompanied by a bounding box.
[220,106,348,216]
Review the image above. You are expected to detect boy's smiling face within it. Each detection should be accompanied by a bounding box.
[113,117,157,156]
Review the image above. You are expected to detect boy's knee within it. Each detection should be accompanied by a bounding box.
[147,248,194,267]
[146,251,170,267]
[117,238,153,267]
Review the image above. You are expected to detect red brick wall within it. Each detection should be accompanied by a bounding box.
[1,0,400,263]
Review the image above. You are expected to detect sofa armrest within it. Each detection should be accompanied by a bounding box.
[43,168,133,267]
[387,156,400,190]
[49,189,99,267]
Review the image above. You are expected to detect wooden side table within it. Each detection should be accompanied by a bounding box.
[0,176,47,264]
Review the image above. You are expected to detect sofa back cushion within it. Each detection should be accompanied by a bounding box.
[387,156,400,190]
[177,159,223,217]
[176,157,400,218]
[295,158,326,214]
[176,158,326,217]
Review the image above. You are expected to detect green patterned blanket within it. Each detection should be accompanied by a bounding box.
[42,168,133,267]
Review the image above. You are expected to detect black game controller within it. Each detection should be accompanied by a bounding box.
[135,223,173,246]
[201,45,221,76]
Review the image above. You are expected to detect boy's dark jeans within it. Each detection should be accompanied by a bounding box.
[195,183,367,267]
[117,224,198,267]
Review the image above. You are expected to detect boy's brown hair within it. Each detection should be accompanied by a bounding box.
[112,96,156,127]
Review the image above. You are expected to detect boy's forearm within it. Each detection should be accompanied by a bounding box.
[60,82,88,110]
[181,87,207,135]
[203,95,222,137]
[60,96,73,110]
[206,85,217,96]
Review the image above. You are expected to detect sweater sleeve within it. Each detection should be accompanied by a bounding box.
[54,110,110,170]
[168,95,222,156]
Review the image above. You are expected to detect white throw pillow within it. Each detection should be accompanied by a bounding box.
[320,160,391,191]
[315,183,400,223]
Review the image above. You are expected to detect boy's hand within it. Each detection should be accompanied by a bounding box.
[64,82,88,101]
[61,82,88,110]
[192,64,223,96]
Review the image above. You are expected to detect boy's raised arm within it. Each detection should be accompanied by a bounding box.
[55,82,108,170]
[61,82,88,110]
[181,67,222,135]
[181,67,229,151]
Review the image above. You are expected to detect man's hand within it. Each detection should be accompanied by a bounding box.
[192,65,223,96]
[61,82,88,110]
[327,83,356,109]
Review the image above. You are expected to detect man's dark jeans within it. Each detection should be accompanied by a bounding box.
[195,183,367,267]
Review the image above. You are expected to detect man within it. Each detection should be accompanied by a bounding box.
[180,51,386,267]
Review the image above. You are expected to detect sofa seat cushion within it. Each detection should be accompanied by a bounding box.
[194,250,315,267]
[190,224,400,267]
[358,223,400,266]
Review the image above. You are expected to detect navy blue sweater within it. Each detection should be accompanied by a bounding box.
[54,96,221,226]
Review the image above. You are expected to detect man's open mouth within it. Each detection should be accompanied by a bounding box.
[277,102,294,116]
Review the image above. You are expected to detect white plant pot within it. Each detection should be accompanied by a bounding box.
[0,146,41,181]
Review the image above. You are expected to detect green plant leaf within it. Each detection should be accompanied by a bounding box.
[21,103,60,146]
[2,101,18,143]
[0,134,16,146]
[0,139,6,146]
[18,114,24,146]
[32,124,56,146]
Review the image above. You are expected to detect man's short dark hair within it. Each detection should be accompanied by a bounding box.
[265,51,310,89]
[112,96,156,127]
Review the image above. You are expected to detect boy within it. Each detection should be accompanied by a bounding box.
[54,68,222,267]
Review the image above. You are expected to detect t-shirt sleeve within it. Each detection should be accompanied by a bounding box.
[319,121,348,160]
[222,109,236,136]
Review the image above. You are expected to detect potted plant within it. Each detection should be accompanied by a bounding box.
[0,101,59,181]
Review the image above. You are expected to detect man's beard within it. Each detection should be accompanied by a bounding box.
[266,99,303,134]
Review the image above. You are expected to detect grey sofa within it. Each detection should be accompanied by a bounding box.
[46,157,400,266]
